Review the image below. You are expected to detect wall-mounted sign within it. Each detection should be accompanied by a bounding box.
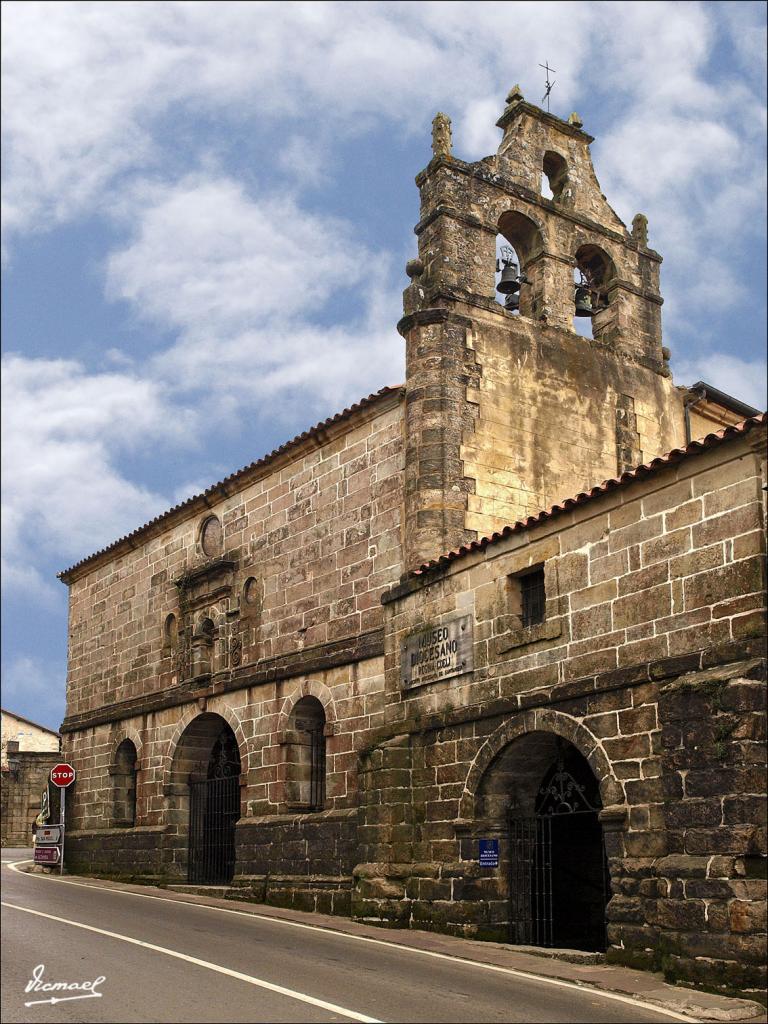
[402,613,473,689]
[479,838,500,868]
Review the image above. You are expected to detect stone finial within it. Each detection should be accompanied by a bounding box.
[405,258,424,279]
[567,111,583,128]
[506,84,524,105]
[431,112,452,159]
[632,213,649,247]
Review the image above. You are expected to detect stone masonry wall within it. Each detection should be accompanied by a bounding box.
[355,426,766,997]
[64,655,385,887]
[232,807,358,915]
[1,752,60,846]
[61,388,403,894]
[62,393,403,724]
[62,395,401,894]
[460,312,684,538]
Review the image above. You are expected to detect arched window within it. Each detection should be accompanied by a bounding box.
[163,613,178,655]
[495,238,523,314]
[572,244,617,338]
[286,697,326,811]
[112,739,138,827]
[542,151,569,203]
[496,211,543,319]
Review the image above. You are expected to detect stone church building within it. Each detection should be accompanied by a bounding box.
[59,89,767,996]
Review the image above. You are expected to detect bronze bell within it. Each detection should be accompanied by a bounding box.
[504,291,520,312]
[496,262,520,295]
[574,284,593,317]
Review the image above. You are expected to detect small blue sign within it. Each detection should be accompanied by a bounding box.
[478,838,499,867]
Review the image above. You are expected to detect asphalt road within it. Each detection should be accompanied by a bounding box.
[2,850,686,1024]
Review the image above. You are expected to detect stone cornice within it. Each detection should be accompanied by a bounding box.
[396,308,473,338]
[60,628,385,734]
[414,204,496,238]
[397,290,667,376]
[608,278,664,306]
[361,639,765,752]
[175,558,237,589]
[495,99,596,143]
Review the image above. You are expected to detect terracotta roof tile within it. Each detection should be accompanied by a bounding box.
[413,413,767,577]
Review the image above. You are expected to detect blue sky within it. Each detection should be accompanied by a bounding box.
[2,1,766,731]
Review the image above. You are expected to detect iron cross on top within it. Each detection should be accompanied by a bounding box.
[539,61,556,111]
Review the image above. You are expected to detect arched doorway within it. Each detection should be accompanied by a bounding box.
[508,737,608,951]
[476,729,609,952]
[169,713,242,885]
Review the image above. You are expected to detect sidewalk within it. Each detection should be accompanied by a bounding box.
[21,866,768,1023]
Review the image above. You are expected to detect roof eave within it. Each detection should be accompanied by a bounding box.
[58,385,405,586]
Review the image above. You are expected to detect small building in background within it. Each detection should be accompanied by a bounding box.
[1,709,61,846]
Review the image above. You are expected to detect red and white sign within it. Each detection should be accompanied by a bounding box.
[34,846,60,865]
[36,825,62,845]
[50,763,76,788]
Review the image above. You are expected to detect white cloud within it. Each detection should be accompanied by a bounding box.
[106,174,404,414]
[0,1,612,248]
[1,178,405,591]
[674,352,768,412]
[0,354,181,586]
[566,3,767,349]
[106,177,370,330]
[3,2,764,355]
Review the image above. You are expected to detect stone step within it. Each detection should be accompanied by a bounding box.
[502,945,605,965]
[166,885,232,897]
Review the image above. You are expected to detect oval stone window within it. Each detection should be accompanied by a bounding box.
[200,515,223,558]
[243,577,260,605]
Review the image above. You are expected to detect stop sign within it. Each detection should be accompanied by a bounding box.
[50,763,76,788]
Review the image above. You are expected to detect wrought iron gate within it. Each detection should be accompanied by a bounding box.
[508,816,553,945]
[508,744,609,950]
[188,727,241,885]
[188,775,239,884]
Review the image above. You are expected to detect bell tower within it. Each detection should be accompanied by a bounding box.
[400,87,687,571]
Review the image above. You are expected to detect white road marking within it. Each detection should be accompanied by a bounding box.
[1,900,381,1024]
[4,861,699,1023]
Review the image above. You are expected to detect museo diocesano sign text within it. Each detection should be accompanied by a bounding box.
[402,613,473,689]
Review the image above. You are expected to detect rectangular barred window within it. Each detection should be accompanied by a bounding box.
[520,568,546,628]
